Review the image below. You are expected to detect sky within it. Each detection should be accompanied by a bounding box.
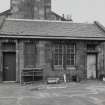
[52,0,105,26]
[0,0,105,26]
[0,0,10,13]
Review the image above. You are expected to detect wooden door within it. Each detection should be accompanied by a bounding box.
[3,52,16,81]
[87,54,96,79]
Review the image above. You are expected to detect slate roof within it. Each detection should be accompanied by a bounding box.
[0,18,105,40]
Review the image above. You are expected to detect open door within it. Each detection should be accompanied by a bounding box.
[87,54,97,79]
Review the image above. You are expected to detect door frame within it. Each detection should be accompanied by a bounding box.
[86,53,98,79]
[2,51,16,82]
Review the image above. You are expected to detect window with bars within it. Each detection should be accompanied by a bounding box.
[87,44,96,51]
[53,43,75,66]
[24,42,37,68]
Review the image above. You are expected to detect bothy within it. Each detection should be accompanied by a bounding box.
[0,18,105,83]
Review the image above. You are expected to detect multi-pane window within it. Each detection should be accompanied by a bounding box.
[53,43,75,66]
[66,44,75,66]
[54,44,63,65]
[87,44,96,51]
[24,42,37,68]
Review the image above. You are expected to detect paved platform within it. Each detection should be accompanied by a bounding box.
[0,80,105,105]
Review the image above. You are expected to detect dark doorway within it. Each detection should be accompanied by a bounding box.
[3,52,16,81]
[87,54,97,79]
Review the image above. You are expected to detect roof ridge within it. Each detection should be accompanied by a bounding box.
[6,18,93,25]
[7,18,73,23]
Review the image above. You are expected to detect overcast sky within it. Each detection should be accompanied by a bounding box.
[0,0,105,26]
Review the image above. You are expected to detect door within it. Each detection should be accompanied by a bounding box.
[3,52,16,81]
[87,54,96,79]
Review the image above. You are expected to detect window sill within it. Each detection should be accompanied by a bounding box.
[53,65,76,71]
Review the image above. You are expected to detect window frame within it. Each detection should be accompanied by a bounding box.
[53,42,76,67]
[24,41,37,68]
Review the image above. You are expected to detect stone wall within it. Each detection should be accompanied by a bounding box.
[76,41,87,80]
[18,40,24,82]
[97,42,105,79]
[10,0,51,19]
[42,40,87,81]
[17,40,105,82]
[0,42,2,82]
[0,39,105,82]
[10,0,34,19]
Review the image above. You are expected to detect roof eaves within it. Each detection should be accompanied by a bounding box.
[0,9,11,16]
[0,33,105,41]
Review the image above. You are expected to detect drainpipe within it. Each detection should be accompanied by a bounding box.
[103,43,105,77]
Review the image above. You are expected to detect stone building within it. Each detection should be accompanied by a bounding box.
[0,0,105,83]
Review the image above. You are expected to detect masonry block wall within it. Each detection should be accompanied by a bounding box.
[40,40,88,81]
[36,41,47,80]
[97,42,105,78]
[18,40,24,82]
[16,40,19,82]
[41,40,105,81]
[0,39,105,82]
[0,42,2,82]
[76,41,87,80]
[10,0,34,19]
[10,0,51,19]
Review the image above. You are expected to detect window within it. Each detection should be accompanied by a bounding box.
[87,44,96,51]
[66,44,75,66]
[24,42,37,68]
[2,42,16,51]
[54,44,63,65]
[53,43,75,66]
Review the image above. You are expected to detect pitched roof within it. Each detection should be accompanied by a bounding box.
[0,18,105,40]
[0,9,11,16]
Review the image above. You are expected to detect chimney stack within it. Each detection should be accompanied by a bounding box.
[10,0,51,19]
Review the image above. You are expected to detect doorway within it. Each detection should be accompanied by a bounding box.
[87,54,97,79]
[3,52,16,81]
